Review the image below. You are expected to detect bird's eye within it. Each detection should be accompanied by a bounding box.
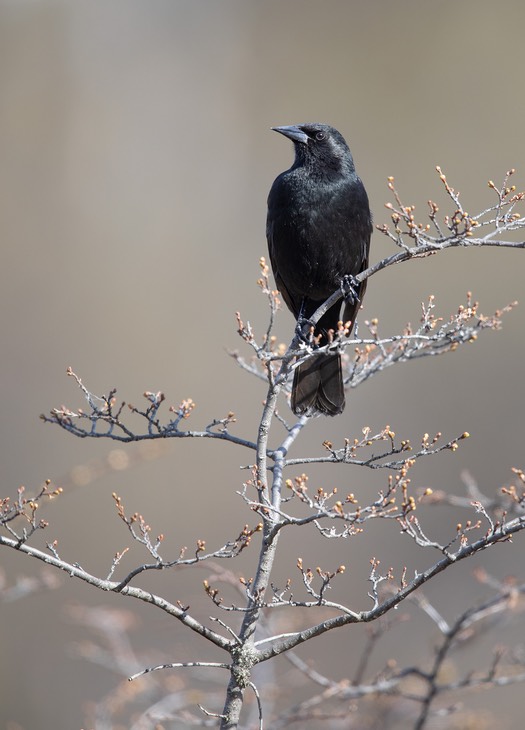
[315,131,326,141]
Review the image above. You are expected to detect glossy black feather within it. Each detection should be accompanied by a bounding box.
[267,123,372,416]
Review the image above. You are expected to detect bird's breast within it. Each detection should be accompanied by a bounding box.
[269,182,363,299]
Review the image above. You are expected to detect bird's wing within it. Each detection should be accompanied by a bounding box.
[267,219,303,319]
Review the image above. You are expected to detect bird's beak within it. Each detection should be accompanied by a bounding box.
[271,125,309,145]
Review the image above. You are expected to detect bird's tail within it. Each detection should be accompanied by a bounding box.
[291,353,344,417]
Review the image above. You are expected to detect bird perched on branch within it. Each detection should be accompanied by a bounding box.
[267,123,372,417]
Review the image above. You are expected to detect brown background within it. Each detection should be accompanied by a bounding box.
[1,1,524,728]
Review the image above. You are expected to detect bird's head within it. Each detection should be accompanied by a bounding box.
[271,123,355,175]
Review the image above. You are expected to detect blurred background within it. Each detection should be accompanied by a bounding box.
[1,1,524,728]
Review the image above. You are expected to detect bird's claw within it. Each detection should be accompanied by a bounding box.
[341,274,361,306]
[295,317,315,345]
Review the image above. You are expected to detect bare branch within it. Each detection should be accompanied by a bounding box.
[6,167,524,729]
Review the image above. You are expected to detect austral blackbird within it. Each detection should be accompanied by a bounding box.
[267,123,372,416]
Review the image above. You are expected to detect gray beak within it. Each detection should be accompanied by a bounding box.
[271,125,309,145]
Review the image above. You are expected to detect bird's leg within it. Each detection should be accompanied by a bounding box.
[295,299,315,345]
[295,318,315,344]
[341,274,361,306]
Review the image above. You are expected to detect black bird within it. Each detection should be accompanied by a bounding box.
[267,123,372,417]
